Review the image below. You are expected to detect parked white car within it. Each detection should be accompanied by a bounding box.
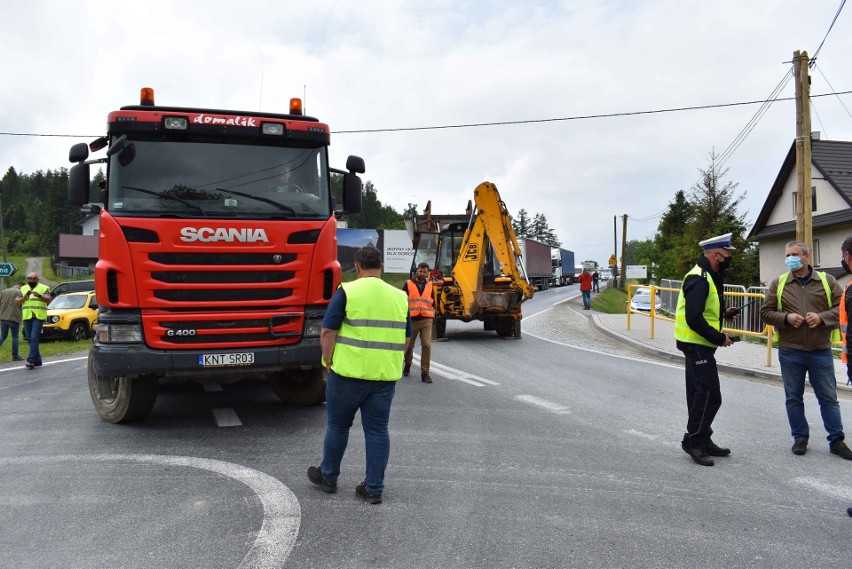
[630,286,662,313]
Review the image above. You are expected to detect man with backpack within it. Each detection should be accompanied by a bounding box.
[761,240,852,459]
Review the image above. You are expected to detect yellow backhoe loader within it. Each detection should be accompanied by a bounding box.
[406,181,534,338]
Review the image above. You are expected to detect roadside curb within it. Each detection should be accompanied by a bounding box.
[590,313,852,392]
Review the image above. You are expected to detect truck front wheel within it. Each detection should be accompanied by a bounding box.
[87,357,159,423]
[268,367,326,406]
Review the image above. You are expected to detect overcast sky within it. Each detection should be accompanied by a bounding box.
[2,1,850,264]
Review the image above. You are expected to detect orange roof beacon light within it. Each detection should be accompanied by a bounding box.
[289,98,303,115]
[140,87,155,106]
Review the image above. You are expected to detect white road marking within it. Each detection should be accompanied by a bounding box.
[795,476,852,501]
[523,304,683,370]
[0,355,88,375]
[0,454,300,568]
[412,355,499,386]
[212,408,243,427]
[515,394,571,414]
[624,429,659,440]
[623,429,679,447]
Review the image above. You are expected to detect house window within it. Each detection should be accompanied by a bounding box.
[791,187,817,216]
[812,239,820,267]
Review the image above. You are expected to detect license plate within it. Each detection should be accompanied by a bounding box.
[199,352,255,367]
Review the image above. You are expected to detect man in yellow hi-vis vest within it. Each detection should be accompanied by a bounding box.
[674,233,738,466]
[760,240,851,460]
[17,272,52,369]
[308,246,411,504]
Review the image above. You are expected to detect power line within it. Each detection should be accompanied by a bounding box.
[2,90,849,140]
[813,63,852,121]
[331,91,850,134]
[810,0,847,65]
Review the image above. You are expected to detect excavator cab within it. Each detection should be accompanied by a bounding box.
[406,182,534,339]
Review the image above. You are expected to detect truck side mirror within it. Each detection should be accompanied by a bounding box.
[342,173,362,214]
[69,143,89,163]
[69,162,91,207]
[345,155,365,174]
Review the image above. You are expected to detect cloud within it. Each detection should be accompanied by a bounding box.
[2,0,850,265]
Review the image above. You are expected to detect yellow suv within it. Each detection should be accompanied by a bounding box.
[42,291,98,341]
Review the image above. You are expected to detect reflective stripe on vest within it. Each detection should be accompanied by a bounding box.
[841,281,850,364]
[406,280,435,318]
[674,264,720,348]
[331,277,409,381]
[775,270,841,345]
[21,283,50,321]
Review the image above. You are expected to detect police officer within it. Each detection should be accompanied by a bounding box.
[674,233,738,466]
[308,246,411,504]
[17,272,52,369]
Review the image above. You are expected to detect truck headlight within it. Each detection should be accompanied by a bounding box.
[304,314,324,337]
[95,323,143,344]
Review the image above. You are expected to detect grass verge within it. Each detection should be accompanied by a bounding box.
[0,331,90,362]
[592,286,628,314]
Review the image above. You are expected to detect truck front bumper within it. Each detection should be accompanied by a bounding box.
[89,339,321,378]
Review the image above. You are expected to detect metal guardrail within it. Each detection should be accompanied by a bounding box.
[627,283,844,366]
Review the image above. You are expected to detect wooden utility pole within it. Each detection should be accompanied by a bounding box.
[793,50,813,252]
[613,215,618,288]
[620,214,628,290]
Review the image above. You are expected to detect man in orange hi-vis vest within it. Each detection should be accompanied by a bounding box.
[840,237,851,386]
[403,262,435,383]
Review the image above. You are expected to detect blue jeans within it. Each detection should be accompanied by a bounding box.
[0,320,21,358]
[778,346,844,443]
[321,371,396,496]
[22,318,44,365]
[581,290,591,309]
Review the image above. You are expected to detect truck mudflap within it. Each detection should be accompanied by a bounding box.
[89,339,321,378]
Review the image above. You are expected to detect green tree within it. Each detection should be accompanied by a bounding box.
[653,151,759,286]
[340,180,404,230]
[512,208,532,238]
[531,213,561,247]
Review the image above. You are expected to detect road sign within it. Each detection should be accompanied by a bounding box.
[608,254,617,266]
[0,262,16,278]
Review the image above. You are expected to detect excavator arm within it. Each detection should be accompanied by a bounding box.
[452,182,534,318]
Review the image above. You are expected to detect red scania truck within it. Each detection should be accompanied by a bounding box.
[68,88,363,423]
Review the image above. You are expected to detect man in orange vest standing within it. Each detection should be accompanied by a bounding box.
[403,262,435,383]
[840,237,851,387]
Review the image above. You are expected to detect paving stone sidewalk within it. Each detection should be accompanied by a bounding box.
[523,293,851,392]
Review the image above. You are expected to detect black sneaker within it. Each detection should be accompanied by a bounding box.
[403,363,411,377]
[307,466,337,493]
[792,438,808,456]
[12,356,23,361]
[355,482,382,504]
[681,441,714,466]
[25,362,35,370]
[421,372,432,383]
[830,440,852,460]
[705,439,731,457]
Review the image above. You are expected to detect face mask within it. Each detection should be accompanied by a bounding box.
[842,258,850,274]
[785,256,803,271]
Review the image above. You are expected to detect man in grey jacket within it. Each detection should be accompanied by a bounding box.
[0,282,24,361]
[761,240,852,459]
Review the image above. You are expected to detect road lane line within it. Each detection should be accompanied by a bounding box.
[0,355,88,375]
[412,355,498,386]
[0,454,300,568]
[515,394,571,414]
[795,476,852,501]
[212,408,243,427]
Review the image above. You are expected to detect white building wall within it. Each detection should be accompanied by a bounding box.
[765,168,847,227]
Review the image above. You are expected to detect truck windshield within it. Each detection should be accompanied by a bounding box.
[107,139,330,218]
